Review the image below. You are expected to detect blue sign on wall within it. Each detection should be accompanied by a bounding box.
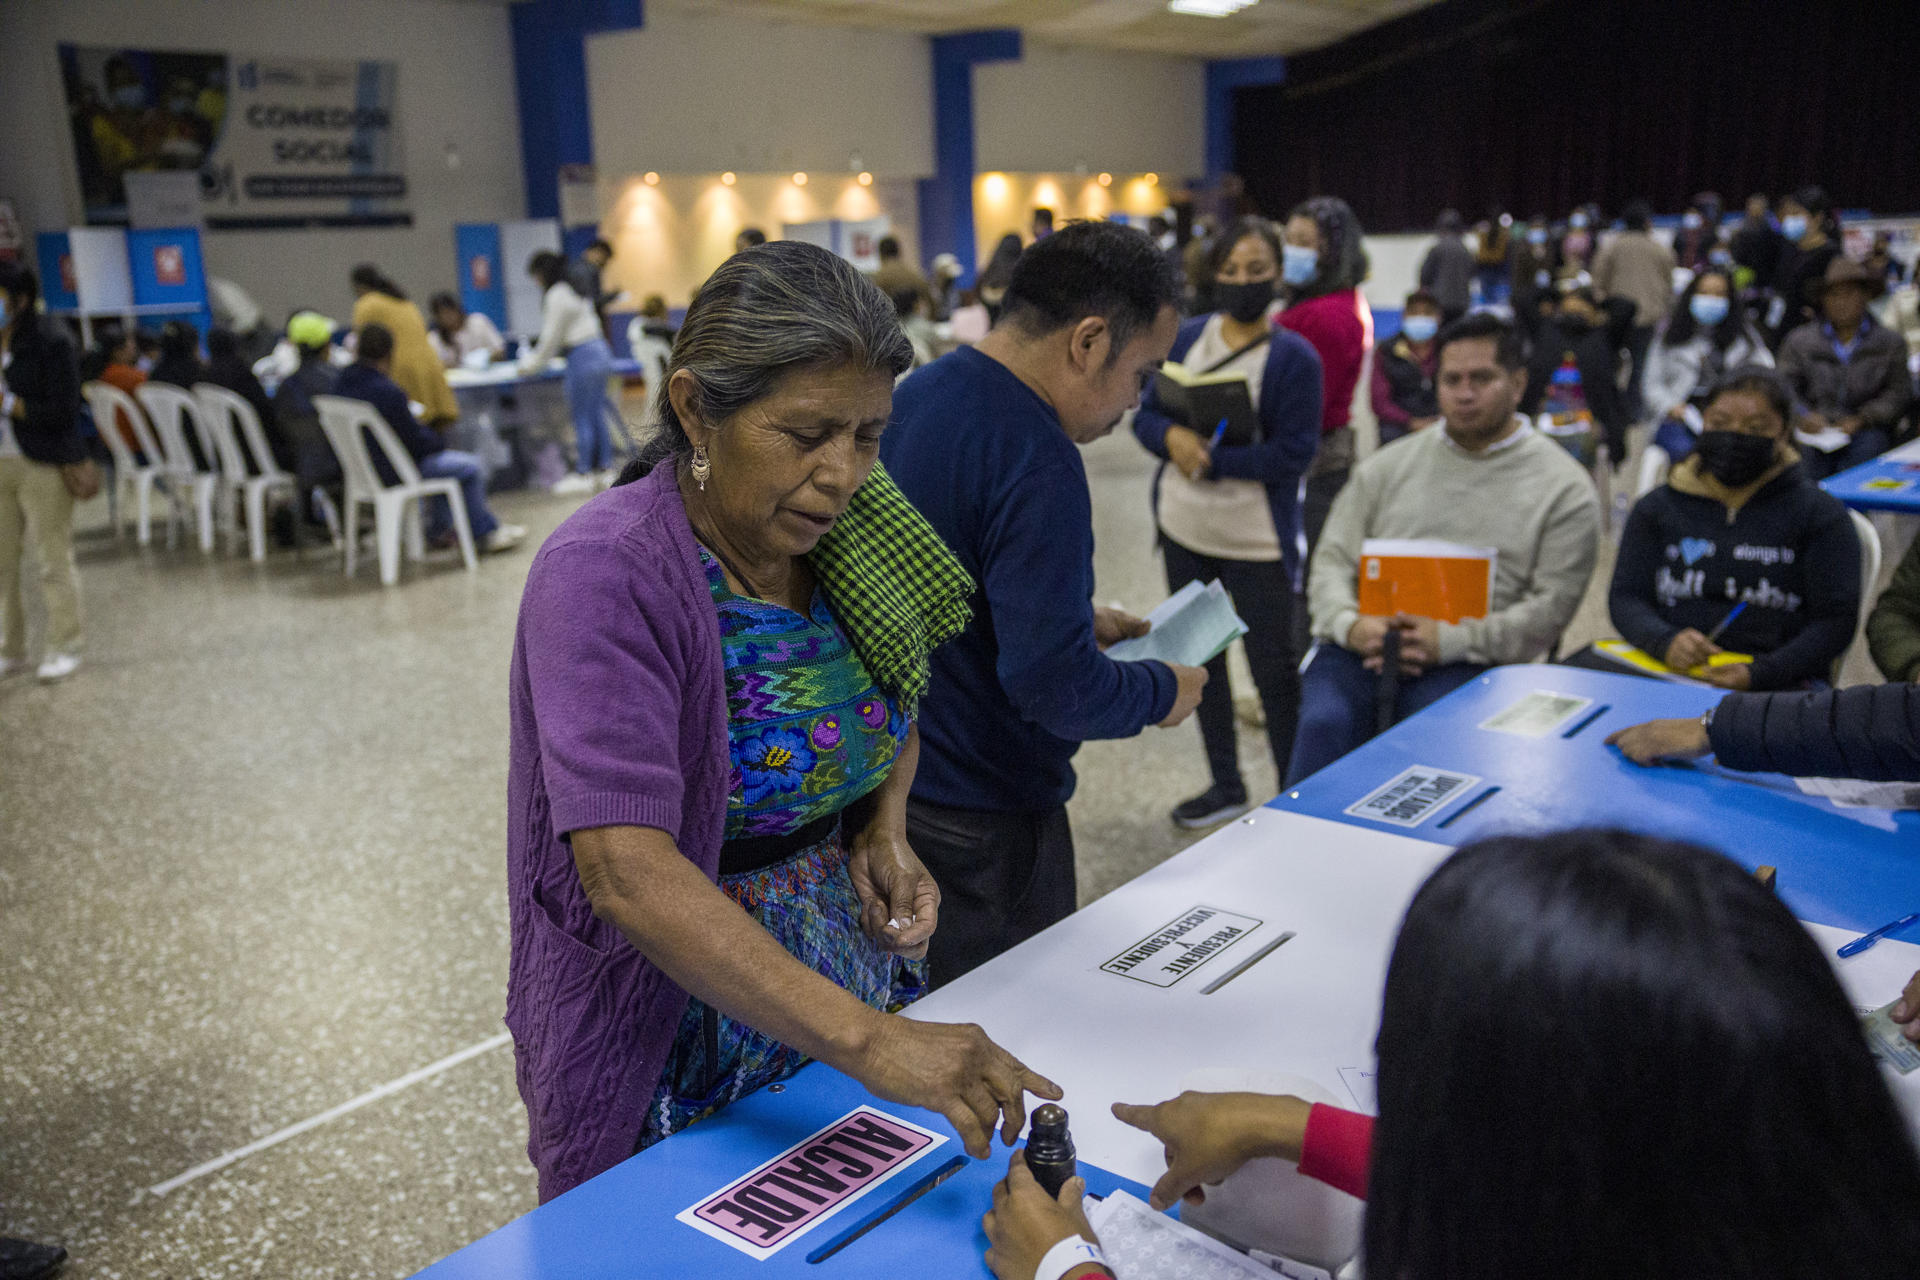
[455,223,507,331]
[35,232,78,311]
[126,228,209,311]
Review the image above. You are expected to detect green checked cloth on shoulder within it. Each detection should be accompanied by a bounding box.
[807,463,973,713]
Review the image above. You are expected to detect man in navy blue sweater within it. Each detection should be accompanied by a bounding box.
[335,323,523,554]
[881,221,1205,985]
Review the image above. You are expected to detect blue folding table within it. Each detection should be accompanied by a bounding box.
[1266,664,1918,934]
[1823,447,1920,515]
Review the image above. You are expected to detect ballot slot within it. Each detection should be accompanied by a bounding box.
[803,1155,968,1264]
[1199,930,1297,995]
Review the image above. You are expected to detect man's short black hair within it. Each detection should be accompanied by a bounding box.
[587,238,613,256]
[1435,311,1524,372]
[877,235,902,259]
[999,221,1179,356]
[357,322,395,363]
[737,227,768,248]
[1032,207,1054,229]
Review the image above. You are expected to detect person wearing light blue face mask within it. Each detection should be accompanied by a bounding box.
[1278,196,1371,603]
[1373,291,1445,447]
[1644,268,1774,466]
[1768,186,1840,347]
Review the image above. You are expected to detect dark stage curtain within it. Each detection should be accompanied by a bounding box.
[1233,0,1920,231]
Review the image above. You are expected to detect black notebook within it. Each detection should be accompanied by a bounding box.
[1153,363,1259,447]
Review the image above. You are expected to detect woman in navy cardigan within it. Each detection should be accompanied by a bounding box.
[1133,217,1324,828]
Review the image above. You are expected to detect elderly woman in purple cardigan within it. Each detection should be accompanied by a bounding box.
[506,242,1059,1201]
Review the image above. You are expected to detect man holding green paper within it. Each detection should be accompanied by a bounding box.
[882,223,1208,986]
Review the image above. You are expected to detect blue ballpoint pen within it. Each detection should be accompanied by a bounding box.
[1837,910,1920,958]
[1207,416,1229,451]
[1705,600,1748,643]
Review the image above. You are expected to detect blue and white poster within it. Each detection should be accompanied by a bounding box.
[59,44,408,230]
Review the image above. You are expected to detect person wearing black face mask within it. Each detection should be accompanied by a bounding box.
[1576,367,1860,691]
[1133,216,1325,826]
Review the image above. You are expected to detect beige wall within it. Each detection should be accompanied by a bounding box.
[0,0,524,324]
[974,42,1204,177]
[973,172,1171,269]
[597,172,917,309]
[586,7,934,180]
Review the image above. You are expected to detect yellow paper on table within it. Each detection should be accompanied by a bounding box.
[1358,539,1495,624]
[1592,639,1753,685]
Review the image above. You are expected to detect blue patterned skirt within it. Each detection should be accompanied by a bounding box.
[638,825,926,1146]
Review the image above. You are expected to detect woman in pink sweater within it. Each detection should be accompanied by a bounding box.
[1277,196,1372,576]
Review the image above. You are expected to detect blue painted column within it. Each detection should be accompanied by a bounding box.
[915,30,1020,285]
[510,0,645,221]
[1204,57,1286,184]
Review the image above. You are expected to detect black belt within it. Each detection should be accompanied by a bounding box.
[719,812,840,876]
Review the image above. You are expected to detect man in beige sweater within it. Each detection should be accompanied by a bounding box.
[1286,313,1601,784]
[1593,200,1678,421]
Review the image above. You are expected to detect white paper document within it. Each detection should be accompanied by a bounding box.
[1477,690,1593,738]
[1106,579,1250,668]
[1794,777,1920,810]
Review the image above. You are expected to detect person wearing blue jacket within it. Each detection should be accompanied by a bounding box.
[1133,216,1325,826]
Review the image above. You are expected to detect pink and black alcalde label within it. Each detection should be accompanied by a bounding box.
[677,1107,945,1258]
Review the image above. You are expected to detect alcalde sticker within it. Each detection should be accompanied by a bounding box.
[677,1107,945,1259]
[1101,905,1264,987]
[1344,765,1482,828]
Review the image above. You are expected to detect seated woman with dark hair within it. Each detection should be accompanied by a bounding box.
[983,829,1920,1280]
[1643,266,1773,465]
[1599,366,1859,691]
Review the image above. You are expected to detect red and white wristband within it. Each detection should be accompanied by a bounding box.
[1034,1234,1110,1280]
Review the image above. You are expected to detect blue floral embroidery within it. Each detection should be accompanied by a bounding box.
[737,725,818,806]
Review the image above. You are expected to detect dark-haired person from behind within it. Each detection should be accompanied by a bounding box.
[1133,216,1323,826]
[1643,267,1774,465]
[733,226,767,255]
[337,323,524,555]
[882,220,1207,985]
[985,829,1920,1280]
[1591,368,1858,692]
[202,327,278,471]
[1289,313,1599,785]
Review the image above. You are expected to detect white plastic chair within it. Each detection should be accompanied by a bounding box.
[1838,510,1884,682]
[136,382,222,552]
[312,394,477,586]
[82,380,172,544]
[1635,443,1672,498]
[194,383,297,562]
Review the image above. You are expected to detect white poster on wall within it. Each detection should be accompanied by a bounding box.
[58,44,406,229]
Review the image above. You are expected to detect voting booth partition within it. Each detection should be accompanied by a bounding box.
[454,218,562,340]
[34,224,210,347]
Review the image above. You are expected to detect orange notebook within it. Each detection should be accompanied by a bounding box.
[1357,539,1496,623]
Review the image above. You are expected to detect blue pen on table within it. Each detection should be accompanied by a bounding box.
[1705,600,1748,643]
[1837,910,1920,958]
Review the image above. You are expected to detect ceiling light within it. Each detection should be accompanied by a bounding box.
[1168,0,1257,16]
[1097,172,1112,187]
[642,171,660,185]
[720,171,736,186]
[792,172,808,186]
[857,171,873,186]
[1144,173,1160,186]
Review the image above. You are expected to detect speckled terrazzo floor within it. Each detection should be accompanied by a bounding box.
[0,411,1898,1278]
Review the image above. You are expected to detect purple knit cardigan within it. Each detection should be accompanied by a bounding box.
[505,465,730,1201]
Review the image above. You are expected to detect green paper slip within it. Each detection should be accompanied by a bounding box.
[1104,579,1250,668]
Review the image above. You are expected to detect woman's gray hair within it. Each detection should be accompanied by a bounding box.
[630,241,914,476]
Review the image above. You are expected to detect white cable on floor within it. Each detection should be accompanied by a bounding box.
[140,1030,514,1201]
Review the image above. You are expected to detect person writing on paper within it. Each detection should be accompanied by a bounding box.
[1132,215,1323,827]
[983,830,1920,1280]
[881,222,1205,985]
[1286,314,1600,785]
[508,243,1061,1202]
[428,292,506,368]
[1590,367,1859,691]
[1777,256,1911,480]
